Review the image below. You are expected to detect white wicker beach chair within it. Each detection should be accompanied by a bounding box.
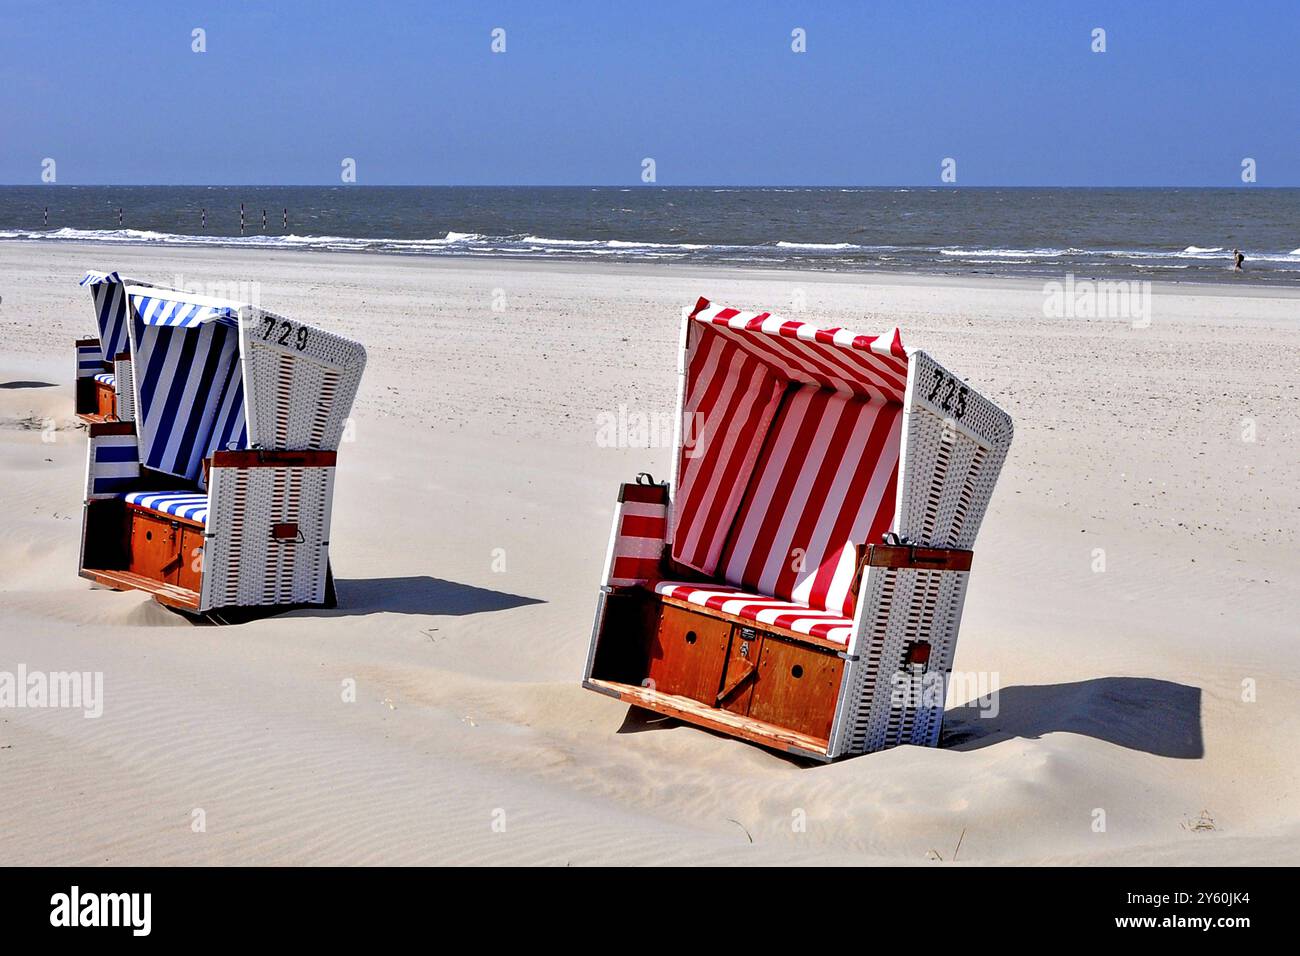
[77,271,366,617]
[583,298,1013,760]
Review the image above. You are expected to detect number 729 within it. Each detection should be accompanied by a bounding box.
[260,316,310,351]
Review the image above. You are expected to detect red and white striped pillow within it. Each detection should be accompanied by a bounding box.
[718,385,902,617]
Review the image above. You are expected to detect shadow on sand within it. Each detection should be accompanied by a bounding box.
[612,676,1203,765]
[0,380,58,389]
[941,676,1203,759]
[317,575,545,618]
[158,575,543,625]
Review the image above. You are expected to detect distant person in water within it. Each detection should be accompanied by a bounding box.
[1233,248,1245,271]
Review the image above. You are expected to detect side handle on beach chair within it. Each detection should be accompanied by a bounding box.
[867,541,974,572]
[271,522,304,543]
[849,537,974,600]
[716,652,758,705]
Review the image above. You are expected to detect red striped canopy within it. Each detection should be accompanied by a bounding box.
[670,298,909,620]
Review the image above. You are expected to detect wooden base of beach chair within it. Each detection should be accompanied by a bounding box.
[95,378,117,421]
[585,586,845,759]
[80,496,202,610]
[585,678,833,761]
[74,376,119,424]
[80,437,342,622]
[76,380,119,423]
[80,566,338,622]
[80,556,339,622]
[586,552,982,761]
[81,568,202,612]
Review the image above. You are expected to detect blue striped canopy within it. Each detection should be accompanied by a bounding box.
[79,271,131,363]
[130,290,239,329]
[124,284,249,482]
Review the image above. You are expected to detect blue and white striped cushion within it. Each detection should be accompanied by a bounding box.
[124,491,209,525]
[94,372,116,386]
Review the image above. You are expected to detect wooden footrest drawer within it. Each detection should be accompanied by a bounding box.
[646,602,842,745]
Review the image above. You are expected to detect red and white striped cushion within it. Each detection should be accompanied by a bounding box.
[719,385,902,617]
[655,581,855,645]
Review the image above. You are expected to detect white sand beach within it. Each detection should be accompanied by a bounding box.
[1,242,1297,865]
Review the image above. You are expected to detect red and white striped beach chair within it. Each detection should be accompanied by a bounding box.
[77,271,366,618]
[583,298,1013,760]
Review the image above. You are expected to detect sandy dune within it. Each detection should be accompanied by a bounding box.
[0,242,1297,865]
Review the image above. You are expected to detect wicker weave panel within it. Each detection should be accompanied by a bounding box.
[897,351,1012,549]
[201,463,335,611]
[832,565,970,755]
[239,310,365,452]
[113,356,135,422]
[828,351,1011,758]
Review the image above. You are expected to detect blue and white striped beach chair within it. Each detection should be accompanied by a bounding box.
[75,271,140,422]
[78,271,367,617]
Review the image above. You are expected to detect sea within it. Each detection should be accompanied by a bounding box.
[2,186,1298,284]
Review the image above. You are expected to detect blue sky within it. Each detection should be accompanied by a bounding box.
[2,1,1297,186]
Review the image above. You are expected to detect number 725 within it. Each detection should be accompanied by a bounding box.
[926,370,968,419]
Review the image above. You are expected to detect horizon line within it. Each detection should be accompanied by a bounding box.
[4,183,1298,190]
